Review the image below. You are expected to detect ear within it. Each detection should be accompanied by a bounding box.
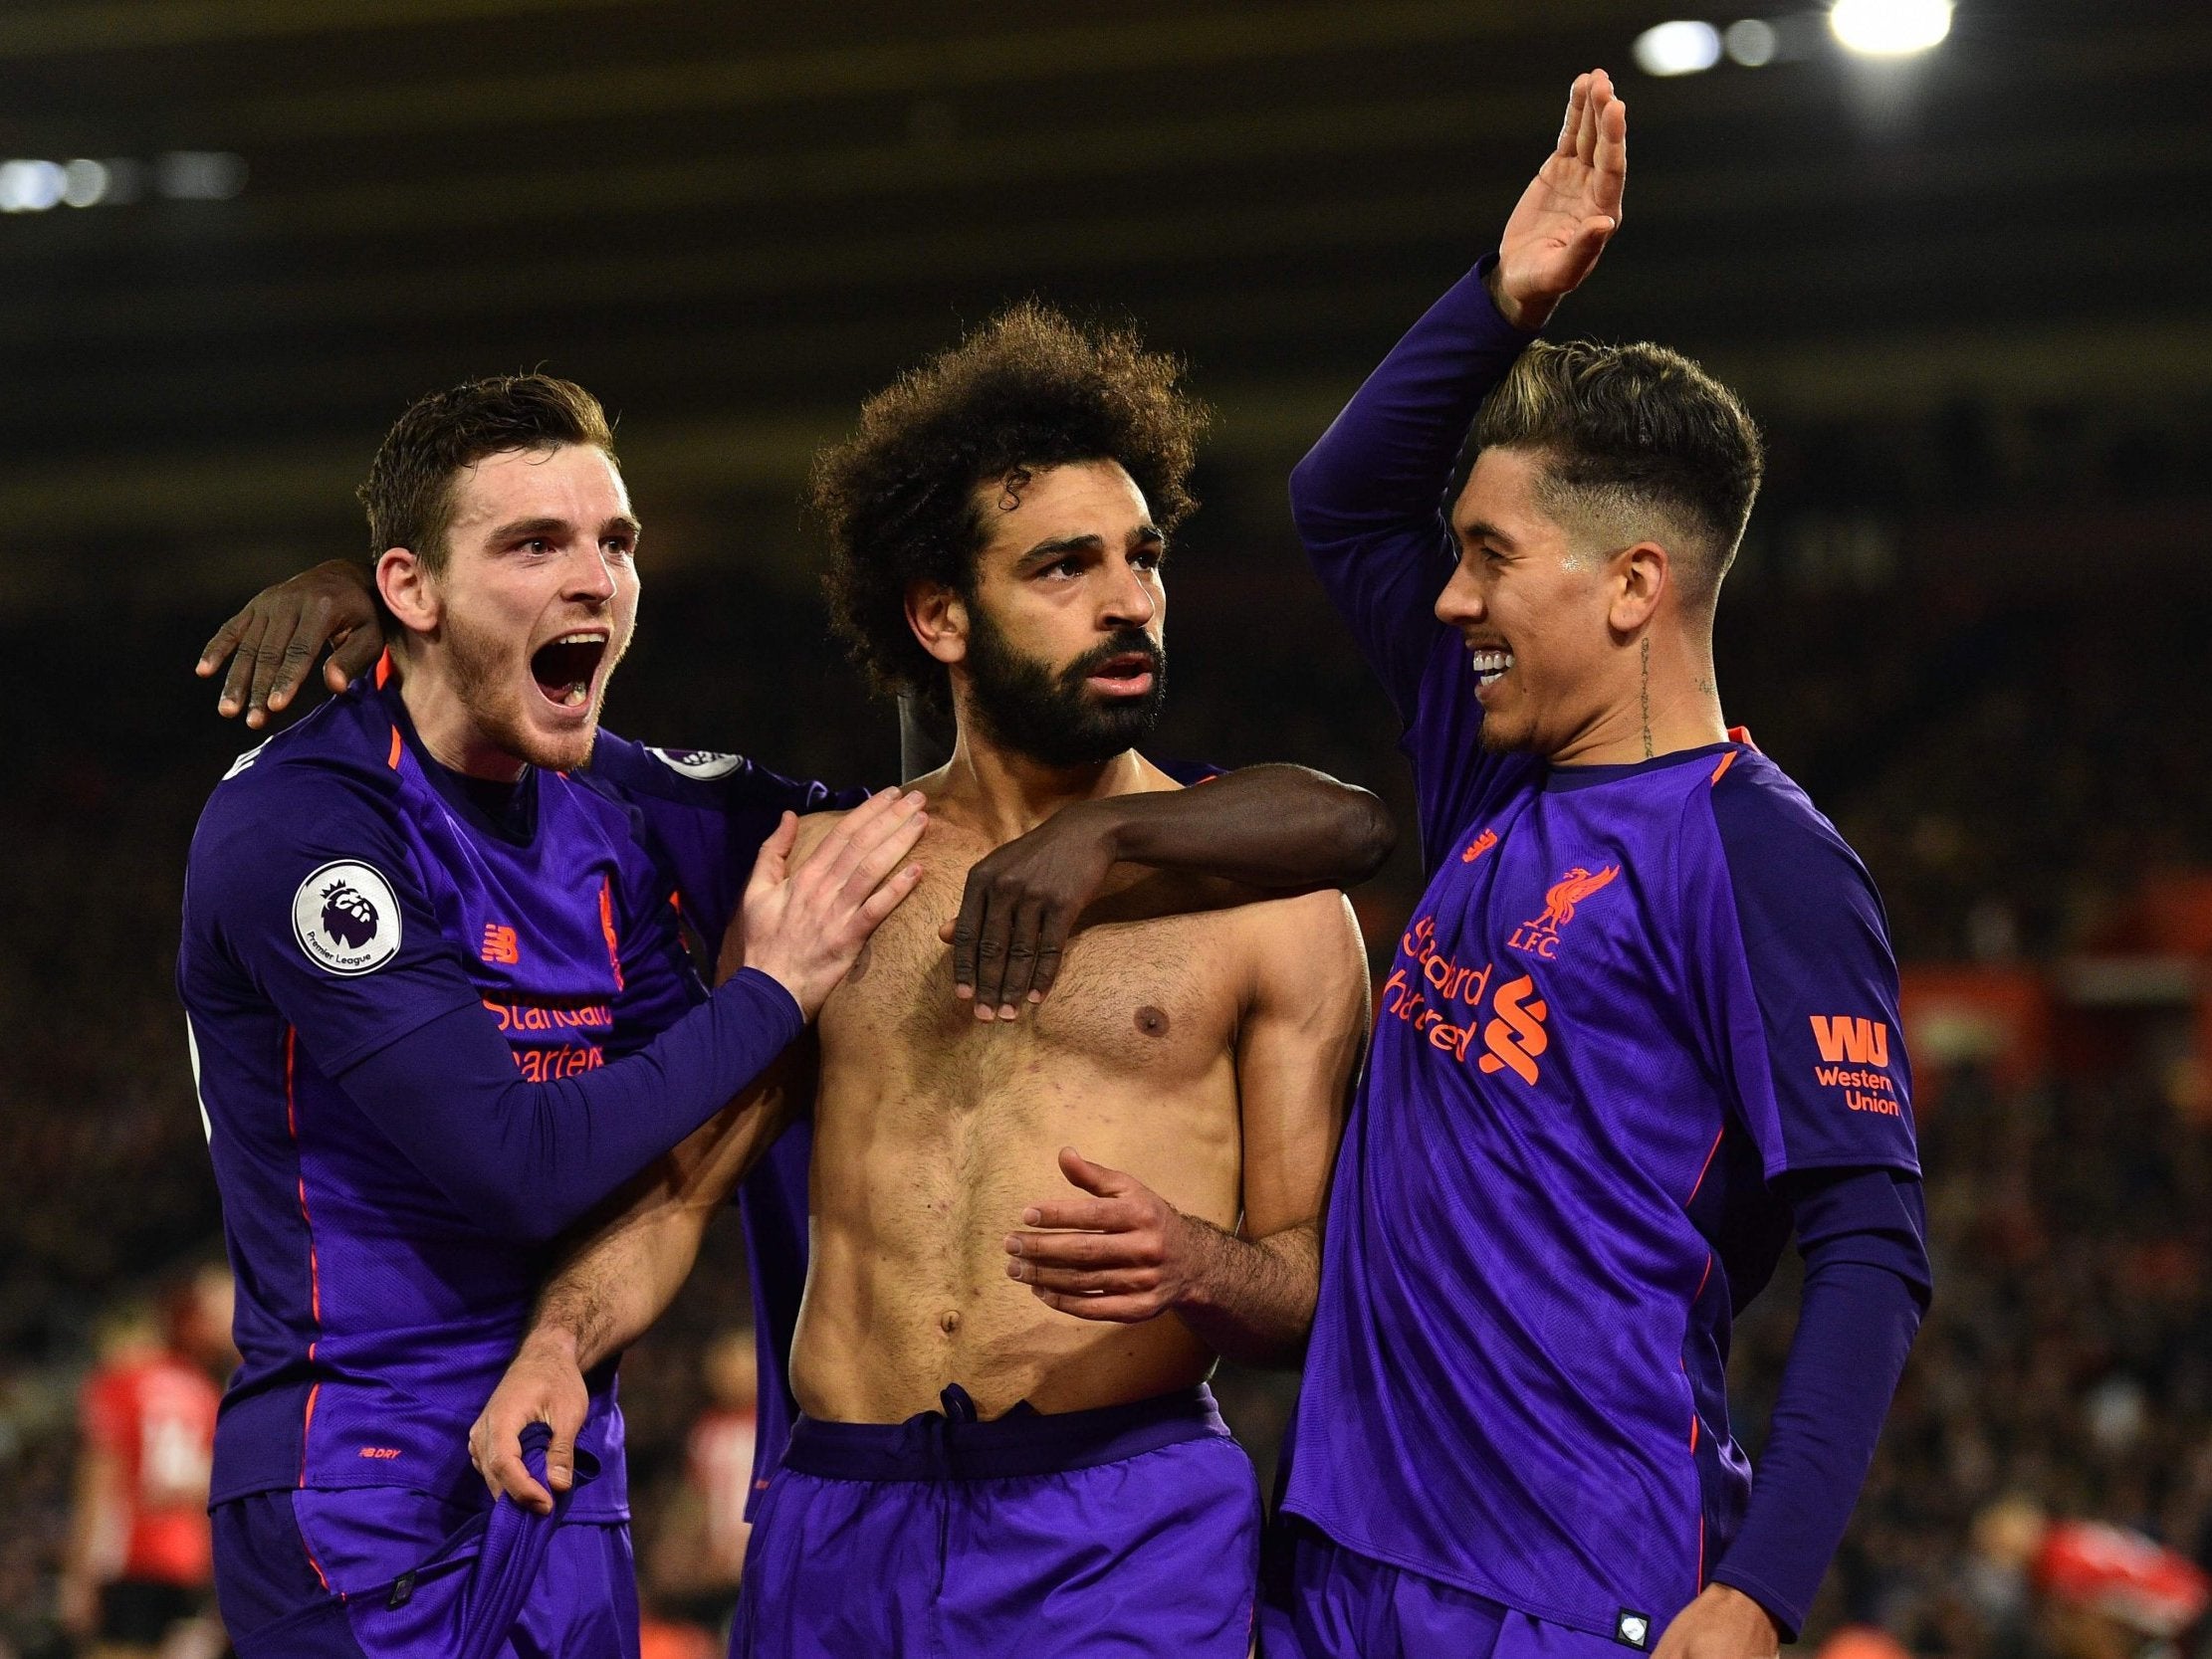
[907,580,969,668]
[1608,540,1668,635]
[376,546,439,636]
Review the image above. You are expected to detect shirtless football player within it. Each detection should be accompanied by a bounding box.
[470,304,1372,1657]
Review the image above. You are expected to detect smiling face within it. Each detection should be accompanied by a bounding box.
[933,459,1169,768]
[1438,446,1632,757]
[381,443,639,775]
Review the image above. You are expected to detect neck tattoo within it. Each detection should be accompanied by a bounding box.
[1640,637,1653,758]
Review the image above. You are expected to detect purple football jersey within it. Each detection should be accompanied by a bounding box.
[1281,263,1921,1639]
[180,679,785,1524]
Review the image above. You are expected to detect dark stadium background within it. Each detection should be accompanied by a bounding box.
[5,2,2210,1653]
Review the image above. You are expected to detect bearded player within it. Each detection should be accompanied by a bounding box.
[469,305,1373,1657]
[1262,71,1933,1659]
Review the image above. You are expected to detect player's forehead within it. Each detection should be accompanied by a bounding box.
[975,459,1156,564]
[1451,446,1556,545]
[446,443,631,535]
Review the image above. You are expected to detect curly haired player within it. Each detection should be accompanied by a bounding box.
[471,305,1374,1658]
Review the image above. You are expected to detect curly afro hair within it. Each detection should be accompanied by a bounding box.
[813,301,1209,717]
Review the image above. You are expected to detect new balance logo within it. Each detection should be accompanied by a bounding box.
[1460,828,1499,865]
[481,924,521,965]
[1809,1014,1889,1067]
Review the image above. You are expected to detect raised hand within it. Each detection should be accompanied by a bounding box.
[195,558,384,726]
[1002,1146,1204,1324]
[467,1329,588,1516]
[1492,69,1629,330]
[740,790,929,1018]
[938,799,1119,1022]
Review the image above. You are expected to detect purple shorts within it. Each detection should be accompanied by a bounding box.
[736,1383,1260,1658]
[212,1427,637,1659]
[1260,1518,1640,1659]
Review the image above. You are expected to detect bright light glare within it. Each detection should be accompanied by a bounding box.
[1725,18,1779,65]
[157,151,248,201]
[1830,0,1952,56]
[0,159,66,212]
[1634,19,1723,76]
[61,158,110,207]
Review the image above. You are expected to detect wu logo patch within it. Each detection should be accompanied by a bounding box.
[1616,1611,1653,1650]
[1810,1015,1889,1066]
[292,861,402,976]
[1507,863,1621,959]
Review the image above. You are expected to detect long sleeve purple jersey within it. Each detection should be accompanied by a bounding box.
[177,675,809,1536]
[1279,261,1929,1641]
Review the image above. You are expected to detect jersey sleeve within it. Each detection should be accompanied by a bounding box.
[191,764,808,1245]
[187,768,486,1077]
[1287,258,1536,865]
[583,731,868,952]
[1691,762,1921,1179]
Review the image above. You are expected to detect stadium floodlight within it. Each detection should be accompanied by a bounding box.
[1724,18,1779,66]
[1829,0,1952,56]
[1634,19,1723,77]
[0,159,66,213]
[60,158,110,208]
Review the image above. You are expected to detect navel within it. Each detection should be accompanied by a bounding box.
[939,1309,961,1336]
[1134,1005,1171,1040]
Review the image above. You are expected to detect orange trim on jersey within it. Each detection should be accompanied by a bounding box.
[286,1028,327,1488]
[1725,724,1756,750]
[1690,1413,1700,1453]
[1708,749,1738,786]
[1685,1128,1725,1206]
[598,878,625,992]
[300,1382,323,1499]
[1693,1252,1713,1303]
[386,726,403,770]
[374,650,393,691]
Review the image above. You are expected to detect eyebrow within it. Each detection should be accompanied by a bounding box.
[1458,518,1517,550]
[1014,523,1166,568]
[487,514,642,544]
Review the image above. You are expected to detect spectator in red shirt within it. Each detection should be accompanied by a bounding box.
[61,1266,232,1658]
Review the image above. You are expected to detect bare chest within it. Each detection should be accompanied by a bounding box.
[816,856,1245,1106]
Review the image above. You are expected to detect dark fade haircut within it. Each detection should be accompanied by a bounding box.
[813,301,1209,716]
[358,373,618,571]
[1474,340,1763,610]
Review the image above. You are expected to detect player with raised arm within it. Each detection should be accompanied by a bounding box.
[180,375,930,1658]
[1264,72,1933,1659]
[463,306,1374,1657]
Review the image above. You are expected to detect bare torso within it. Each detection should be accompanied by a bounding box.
[788,767,1307,1422]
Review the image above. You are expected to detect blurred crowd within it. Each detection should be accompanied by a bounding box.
[4,412,2210,1655]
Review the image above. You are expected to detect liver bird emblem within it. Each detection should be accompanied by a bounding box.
[1536,864,1621,932]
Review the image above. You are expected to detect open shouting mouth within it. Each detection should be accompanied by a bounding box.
[530,630,609,710]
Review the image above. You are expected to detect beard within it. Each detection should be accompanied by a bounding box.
[961,606,1167,769]
[442,604,617,774]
